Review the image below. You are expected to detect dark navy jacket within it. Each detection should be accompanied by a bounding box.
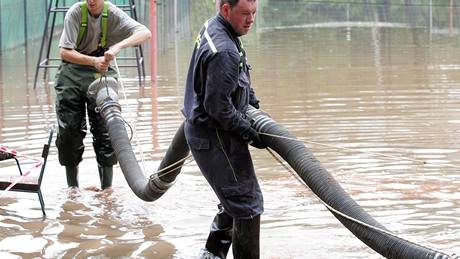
[182,14,259,137]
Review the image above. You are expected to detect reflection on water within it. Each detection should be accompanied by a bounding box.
[1,26,460,258]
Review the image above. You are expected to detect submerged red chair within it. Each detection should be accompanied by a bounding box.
[0,129,53,216]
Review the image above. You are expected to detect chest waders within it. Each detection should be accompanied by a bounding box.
[56,1,115,190]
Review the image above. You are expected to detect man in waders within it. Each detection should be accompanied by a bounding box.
[182,0,265,258]
[55,0,151,191]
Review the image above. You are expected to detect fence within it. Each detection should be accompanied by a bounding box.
[6,0,455,52]
[0,0,150,52]
[258,0,460,33]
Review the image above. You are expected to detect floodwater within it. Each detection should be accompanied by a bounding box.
[1,25,460,258]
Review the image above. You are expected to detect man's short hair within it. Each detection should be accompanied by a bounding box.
[220,0,239,8]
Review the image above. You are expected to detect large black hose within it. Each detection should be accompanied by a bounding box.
[88,77,189,201]
[246,106,457,259]
[90,77,457,258]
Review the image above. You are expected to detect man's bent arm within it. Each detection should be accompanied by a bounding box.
[60,48,110,73]
[59,28,151,72]
[60,48,94,65]
[104,29,152,62]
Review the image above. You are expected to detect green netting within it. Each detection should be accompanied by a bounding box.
[0,0,26,50]
[0,0,213,52]
[0,0,73,51]
[258,0,460,31]
[0,0,150,52]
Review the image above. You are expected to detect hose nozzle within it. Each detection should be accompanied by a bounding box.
[87,77,122,122]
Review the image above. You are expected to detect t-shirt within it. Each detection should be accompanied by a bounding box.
[59,2,147,55]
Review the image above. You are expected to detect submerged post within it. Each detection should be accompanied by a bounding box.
[150,0,157,82]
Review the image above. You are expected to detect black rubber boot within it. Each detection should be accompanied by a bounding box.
[232,215,260,259]
[98,165,113,190]
[65,166,79,187]
[205,205,233,258]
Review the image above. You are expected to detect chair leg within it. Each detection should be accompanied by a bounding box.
[14,157,23,175]
[37,190,46,216]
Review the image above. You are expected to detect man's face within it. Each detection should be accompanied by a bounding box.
[86,0,104,16]
[222,0,258,36]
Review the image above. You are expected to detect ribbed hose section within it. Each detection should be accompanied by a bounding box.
[105,110,164,201]
[247,106,455,259]
[94,75,455,258]
[104,112,190,201]
[91,77,190,202]
[154,122,190,184]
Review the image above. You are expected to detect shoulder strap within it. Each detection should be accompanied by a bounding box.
[76,1,88,47]
[101,2,109,48]
[76,1,108,48]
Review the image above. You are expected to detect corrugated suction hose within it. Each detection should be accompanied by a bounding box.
[89,77,458,258]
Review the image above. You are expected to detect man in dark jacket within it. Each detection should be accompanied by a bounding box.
[182,0,265,258]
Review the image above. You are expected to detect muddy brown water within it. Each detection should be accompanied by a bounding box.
[1,26,460,258]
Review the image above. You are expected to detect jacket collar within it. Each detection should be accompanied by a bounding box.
[216,13,243,50]
[216,14,240,38]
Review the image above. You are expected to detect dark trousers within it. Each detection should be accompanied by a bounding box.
[54,62,117,167]
[184,122,263,258]
[206,205,260,259]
